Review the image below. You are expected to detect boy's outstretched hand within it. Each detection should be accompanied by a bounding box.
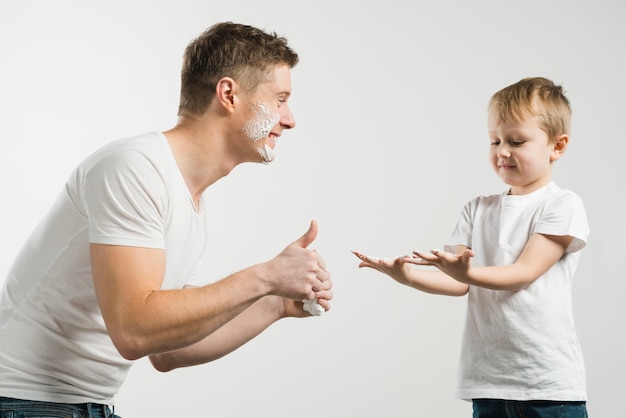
[404,248,475,284]
[352,249,414,286]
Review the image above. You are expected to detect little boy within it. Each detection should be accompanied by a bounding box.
[353,77,589,417]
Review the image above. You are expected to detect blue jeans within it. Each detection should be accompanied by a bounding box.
[0,397,120,418]
[473,399,588,418]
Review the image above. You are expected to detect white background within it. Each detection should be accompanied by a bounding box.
[1,1,624,417]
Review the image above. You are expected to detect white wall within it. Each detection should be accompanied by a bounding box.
[1,1,624,417]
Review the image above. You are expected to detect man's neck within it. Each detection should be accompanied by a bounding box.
[162,119,239,204]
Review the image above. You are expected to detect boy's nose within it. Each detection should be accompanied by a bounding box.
[496,145,511,158]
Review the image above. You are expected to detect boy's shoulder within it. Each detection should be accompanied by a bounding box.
[544,182,585,207]
[466,190,506,206]
[469,182,583,203]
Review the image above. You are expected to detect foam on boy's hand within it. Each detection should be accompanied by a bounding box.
[302,299,325,316]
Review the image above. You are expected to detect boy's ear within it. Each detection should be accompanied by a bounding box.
[550,134,569,162]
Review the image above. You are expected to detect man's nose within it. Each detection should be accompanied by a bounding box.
[281,107,296,129]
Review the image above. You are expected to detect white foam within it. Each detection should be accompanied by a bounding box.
[302,299,325,316]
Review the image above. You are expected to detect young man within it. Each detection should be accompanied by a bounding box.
[0,22,333,417]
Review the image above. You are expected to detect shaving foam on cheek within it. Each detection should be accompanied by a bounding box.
[243,102,280,142]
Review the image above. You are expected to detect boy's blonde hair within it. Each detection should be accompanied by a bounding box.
[489,77,571,142]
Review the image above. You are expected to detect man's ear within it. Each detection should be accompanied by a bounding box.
[215,77,238,112]
[550,134,569,162]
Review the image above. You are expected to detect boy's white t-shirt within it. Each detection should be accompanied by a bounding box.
[0,132,213,404]
[445,182,589,401]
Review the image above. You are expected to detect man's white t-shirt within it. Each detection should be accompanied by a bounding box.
[0,132,212,404]
[445,182,589,401]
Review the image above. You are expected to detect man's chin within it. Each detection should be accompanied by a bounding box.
[257,144,275,164]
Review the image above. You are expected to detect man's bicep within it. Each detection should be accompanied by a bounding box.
[90,243,166,326]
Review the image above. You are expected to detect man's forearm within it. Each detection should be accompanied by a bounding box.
[149,296,283,372]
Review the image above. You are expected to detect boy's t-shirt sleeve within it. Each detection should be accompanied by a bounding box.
[533,190,589,253]
[443,198,477,254]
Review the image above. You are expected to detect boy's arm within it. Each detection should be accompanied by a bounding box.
[353,250,469,296]
[410,233,573,291]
